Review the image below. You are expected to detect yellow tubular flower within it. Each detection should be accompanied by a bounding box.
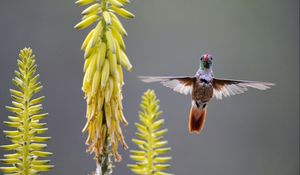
[128,90,173,175]
[0,48,53,175]
[75,0,134,173]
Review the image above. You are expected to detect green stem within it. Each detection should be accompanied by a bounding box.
[147,118,154,174]
[22,58,31,175]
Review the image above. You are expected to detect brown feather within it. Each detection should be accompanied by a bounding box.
[139,76,196,95]
[213,78,274,100]
[189,106,206,134]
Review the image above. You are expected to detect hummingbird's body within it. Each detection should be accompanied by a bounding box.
[140,54,274,134]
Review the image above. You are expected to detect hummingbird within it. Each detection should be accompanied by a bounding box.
[140,54,274,134]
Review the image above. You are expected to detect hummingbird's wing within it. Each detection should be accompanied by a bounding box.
[212,78,274,100]
[139,76,196,95]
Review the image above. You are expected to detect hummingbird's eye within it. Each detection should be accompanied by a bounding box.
[200,57,203,61]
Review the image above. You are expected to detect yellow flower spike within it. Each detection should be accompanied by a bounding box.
[103,11,112,26]
[75,15,99,30]
[91,70,101,95]
[82,72,90,92]
[81,30,94,50]
[111,6,135,19]
[119,49,132,71]
[117,64,124,85]
[112,28,125,50]
[82,11,100,20]
[108,52,118,76]
[128,90,173,175]
[115,42,121,62]
[75,0,134,173]
[83,57,91,72]
[97,92,105,112]
[109,0,124,7]
[116,94,123,110]
[93,21,103,43]
[104,77,114,102]
[91,21,103,46]
[100,59,110,88]
[110,100,118,120]
[96,42,107,70]
[117,0,130,5]
[112,77,120,96]
[104,103,112,128]
[97,111,103,127]
[0,48,53,175]
[82,120,90,133]
[110,12,128,36]
[75,0,96,6]
[86,54,97,82]
[118,109,128,125]
[0,167,19,173]
[84,38,95,59]
[82,3,101,15]
[105,30,116,53]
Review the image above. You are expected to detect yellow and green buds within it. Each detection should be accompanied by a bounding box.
[128,90,173,175]
[0,48,53,175]
[75,0,134,163]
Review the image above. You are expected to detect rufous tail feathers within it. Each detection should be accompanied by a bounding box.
[189,105,206,134]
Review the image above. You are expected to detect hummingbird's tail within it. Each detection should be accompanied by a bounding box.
[189,105,206,134]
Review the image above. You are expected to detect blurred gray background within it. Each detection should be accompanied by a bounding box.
[0,0,298,175]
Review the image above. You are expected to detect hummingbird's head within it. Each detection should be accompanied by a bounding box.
[200,54,213,69]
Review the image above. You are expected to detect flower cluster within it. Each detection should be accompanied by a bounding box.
[75,0,134,162]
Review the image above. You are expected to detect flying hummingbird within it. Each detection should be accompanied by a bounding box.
[140,54,274,134]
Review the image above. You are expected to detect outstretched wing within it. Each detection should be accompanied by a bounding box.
[213,78,275,100]
[139,76,196,95]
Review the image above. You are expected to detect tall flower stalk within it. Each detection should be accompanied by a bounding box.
[0,48,53,174]
[128,90,173,175]
[74,0,134,174]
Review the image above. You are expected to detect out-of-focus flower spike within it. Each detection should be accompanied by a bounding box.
[128,90,172,175]
[1,48,53,174]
